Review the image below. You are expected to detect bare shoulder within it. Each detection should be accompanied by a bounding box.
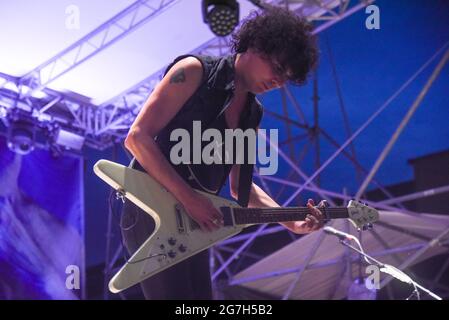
[162,56,203,89]
[127,56,204,138]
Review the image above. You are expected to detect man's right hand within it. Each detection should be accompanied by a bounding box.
[181,192,224,232]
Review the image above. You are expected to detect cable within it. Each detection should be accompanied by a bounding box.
[107,189,134,262]
[126,253,167,265]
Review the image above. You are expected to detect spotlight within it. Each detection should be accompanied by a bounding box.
[202,0,239,37]
[7,117,37,155]
[54,127,85,151]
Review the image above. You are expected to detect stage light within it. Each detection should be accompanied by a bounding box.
[7,117,37,155]
[54,128,85,151]
[3,81,19,93]
[14,85,47,99]
[30,89,47,99]
[202,0,240,37]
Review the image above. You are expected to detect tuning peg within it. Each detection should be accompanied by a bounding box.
[319,200,330,208]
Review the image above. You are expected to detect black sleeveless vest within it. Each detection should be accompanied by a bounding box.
[131,54,263,203]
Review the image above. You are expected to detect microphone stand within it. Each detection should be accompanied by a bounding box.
[337,239,442,300]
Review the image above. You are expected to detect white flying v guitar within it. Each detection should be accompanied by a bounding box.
[93,159,379,293]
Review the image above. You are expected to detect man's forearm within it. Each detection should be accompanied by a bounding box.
[247,182,280,208]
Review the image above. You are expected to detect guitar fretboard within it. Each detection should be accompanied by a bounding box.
[231,207,349,225]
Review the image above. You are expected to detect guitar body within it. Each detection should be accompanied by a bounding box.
[94,160,379,293]
[94,160,245,293]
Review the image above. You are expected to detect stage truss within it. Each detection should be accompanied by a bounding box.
[1,0,449,300]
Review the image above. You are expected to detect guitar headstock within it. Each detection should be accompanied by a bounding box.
[347,200,379,229]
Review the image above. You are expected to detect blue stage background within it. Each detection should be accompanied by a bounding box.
[0,136,85,299]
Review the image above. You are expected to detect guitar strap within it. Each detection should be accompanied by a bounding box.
[207,56,264,208]
[236,101,260,208]
[237,162,253,207]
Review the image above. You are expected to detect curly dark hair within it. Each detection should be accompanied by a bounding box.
[231,7,319,86]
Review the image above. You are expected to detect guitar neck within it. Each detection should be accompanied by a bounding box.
[229,207,349,225]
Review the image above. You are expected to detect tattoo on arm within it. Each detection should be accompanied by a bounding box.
[170,68,186,84]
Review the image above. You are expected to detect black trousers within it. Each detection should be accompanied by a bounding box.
[120,199,213,300]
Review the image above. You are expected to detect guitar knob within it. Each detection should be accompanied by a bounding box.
[168,237,177,246]
[178,244,187,253]
[167,250,177,258]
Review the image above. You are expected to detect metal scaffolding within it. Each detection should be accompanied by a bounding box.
[2,0,448,300]
[96,0,449,300]
[0,0,375,152]
[209,45,449,300]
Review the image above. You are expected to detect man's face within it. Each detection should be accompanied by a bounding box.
[242,50,288,94]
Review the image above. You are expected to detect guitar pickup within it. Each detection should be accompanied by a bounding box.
[174,204,186,234]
